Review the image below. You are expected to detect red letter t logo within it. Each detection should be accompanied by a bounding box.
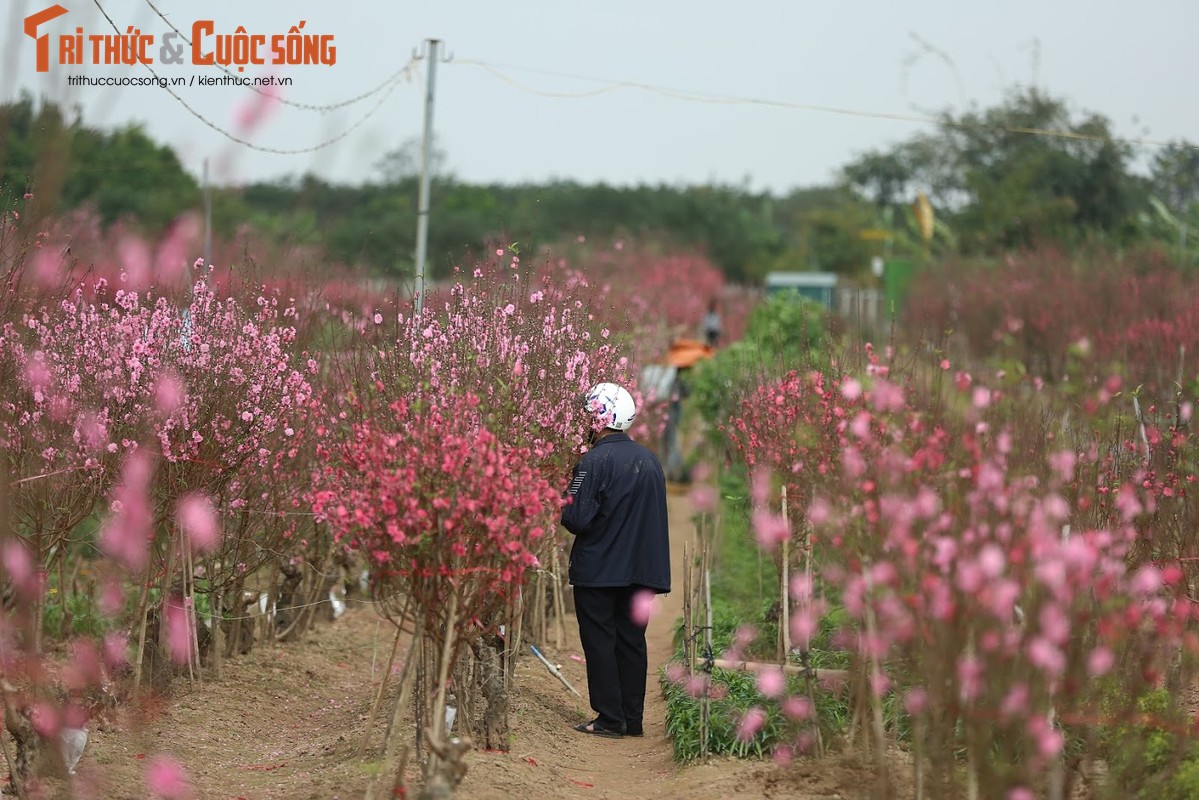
[24,5,69,73]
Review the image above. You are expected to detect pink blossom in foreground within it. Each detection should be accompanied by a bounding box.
[163,597,194,664]
[117,235,152,288]
[685,674,710,698]
[98,580,124,616]
[146,756,191,799]
[687,484,717,513]
[1087,646,1114,677]
[104,632,130,668]
[28,701,61,738]
[904,688,928,716]
[781,695,812,721]
[176,493,220,553]
[97,451,154,573]
[736,706,767,741]
[756,667,786,699]
[630,589,656,627]
[2,540,37,598]
[154,372,185,415]
[752,509,790,549]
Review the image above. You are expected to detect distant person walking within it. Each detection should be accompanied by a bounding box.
[561,383,671,739]
[702,299,722,347]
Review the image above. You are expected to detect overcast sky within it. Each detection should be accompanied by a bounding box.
[5,0,1197,194]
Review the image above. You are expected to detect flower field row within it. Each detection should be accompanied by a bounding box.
[686,251,1199,797]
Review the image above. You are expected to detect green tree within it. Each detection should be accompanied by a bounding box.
[841,89,1143,253]
[1150,140,1199,213]
[0,94,198,230]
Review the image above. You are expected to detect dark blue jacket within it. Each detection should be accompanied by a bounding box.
[561,433,671,593]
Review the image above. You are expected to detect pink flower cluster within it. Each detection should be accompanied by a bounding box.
[720,340,1199,788]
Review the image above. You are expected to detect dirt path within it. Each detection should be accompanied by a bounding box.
[455,491,697,800]
[47,490,866,799]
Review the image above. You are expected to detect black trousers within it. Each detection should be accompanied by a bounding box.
[573,585,648,733]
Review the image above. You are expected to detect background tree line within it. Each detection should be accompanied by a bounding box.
[2,88,1197,283]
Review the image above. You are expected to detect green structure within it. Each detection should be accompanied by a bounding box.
[764,272,838,310]
[882,260,917,311]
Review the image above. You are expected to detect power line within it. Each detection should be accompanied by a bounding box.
[451,57,1190,151]
[140,0,417,114]
[90,0,415,155]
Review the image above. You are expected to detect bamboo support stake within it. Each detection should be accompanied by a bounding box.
[184,552,195,688]
[130,569,153,698]
[914,715,926,800]
[186,537,203,688]
[366,619,423,800]
[862,569,889,791]
[712,659,846,680]
[800,513,825,758]
[701,528,714,758]
[56,553,68,642]
[371,620,382,679]
[507,586,523,696]
[682,540,693,673]
[210,589,223,681]
[357,623,404,760]
[780,486,791,662]
[31,531,43,657]
[426,593,460,780]
[552,548,567,648]
[533,570,545,648]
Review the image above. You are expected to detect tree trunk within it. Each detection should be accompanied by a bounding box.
[471,634,508,751]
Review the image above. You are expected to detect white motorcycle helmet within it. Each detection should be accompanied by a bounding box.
[585,382,637,431]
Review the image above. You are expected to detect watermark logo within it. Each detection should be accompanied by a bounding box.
[22,5,336,74]
[24,4,69,73]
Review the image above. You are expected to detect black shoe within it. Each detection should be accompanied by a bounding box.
[575,721,623,739]
[625,723,644,737]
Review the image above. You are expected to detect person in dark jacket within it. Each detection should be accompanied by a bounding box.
[562,382,671,739]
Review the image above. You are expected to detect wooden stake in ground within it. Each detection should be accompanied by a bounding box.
[913,715,925,800]
[209,557,223,681]
[780,486,791,662]
[364,617,423,800]
[861,568,890,796]
[420,593,461,796]
[711,659,846,680]
[532,570,545,651]
[506,587,523,697]
[682,540,692,673]
[358,622,404,760]
[799,514,825,758]
[185,534,203,689]
[701,523,714,758]
[551,546,567,648]
[130,556,154,697]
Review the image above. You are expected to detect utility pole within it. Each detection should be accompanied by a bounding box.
[413,38,441,315]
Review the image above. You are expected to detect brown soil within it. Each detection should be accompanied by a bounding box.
[21,492,895,800]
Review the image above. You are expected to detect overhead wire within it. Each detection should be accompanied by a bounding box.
[139,0,417,114]
[90,0,416,155]
[451,57,1187,151]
